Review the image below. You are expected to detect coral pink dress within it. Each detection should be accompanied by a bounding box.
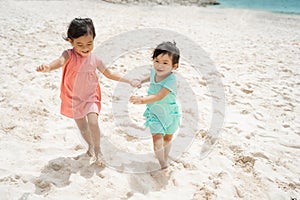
[60,49,101,119]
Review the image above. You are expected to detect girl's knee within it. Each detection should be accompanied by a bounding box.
[152,134,163,142]
[87,113,99,129]
[164,134,173,142]
[88,120,99,130]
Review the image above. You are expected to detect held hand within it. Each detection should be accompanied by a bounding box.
[36,64,50,72]
[129,79,142,88]
[130,96,143,104]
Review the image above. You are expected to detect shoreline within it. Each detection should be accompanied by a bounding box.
[103,0,300,15]
[213,6,300,16]
[102,0,220,6]
[213,0,300,15]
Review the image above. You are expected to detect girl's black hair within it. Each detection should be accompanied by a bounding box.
[152,41,180,65]
[65,18,96,40]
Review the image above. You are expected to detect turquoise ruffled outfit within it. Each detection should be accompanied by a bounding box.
[143,69,180,134]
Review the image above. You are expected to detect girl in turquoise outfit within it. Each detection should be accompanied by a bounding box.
[130,41,180,169]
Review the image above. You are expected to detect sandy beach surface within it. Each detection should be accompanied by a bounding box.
[0,0,299,199]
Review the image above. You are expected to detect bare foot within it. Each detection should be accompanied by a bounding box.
[159,161,169,170]
[86,150,93,157]
[89,155,105,167]
[89,156,97,165]
[86,145,94,157]
[161,167,172,176]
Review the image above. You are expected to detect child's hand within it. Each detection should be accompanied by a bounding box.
[130,79,142,88]
[130,96,143,104]
[36,64,50,72]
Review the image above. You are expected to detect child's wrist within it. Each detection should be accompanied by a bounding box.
[127,79,132,84]
[140,96,144,104]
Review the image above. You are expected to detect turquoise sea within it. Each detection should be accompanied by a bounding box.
[214,0,300,15]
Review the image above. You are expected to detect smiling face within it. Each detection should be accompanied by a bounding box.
[69,34,94,57]
[153,53,178,81]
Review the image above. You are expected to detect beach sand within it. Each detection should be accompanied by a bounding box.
[0,0,299,199]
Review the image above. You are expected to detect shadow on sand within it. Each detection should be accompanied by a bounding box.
[33,153,104,195]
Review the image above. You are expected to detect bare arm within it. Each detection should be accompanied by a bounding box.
[102,68,130,83]
[97,60,141,87]
[130,87,170,104]
[36,51,68,72]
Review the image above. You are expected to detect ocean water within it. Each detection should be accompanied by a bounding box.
[214,0,300,15]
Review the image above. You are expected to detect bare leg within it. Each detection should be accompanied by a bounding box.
[75,117,93,157]
[87,113,104,166]
[163,134,173,166]
[152,134,167,169]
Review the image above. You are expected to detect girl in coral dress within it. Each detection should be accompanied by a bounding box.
[37,18,139,165]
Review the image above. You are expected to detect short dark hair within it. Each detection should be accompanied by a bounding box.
[65,18,96,40]
[152,41,180,65]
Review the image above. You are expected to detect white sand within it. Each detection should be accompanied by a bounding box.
[0,0,299,199]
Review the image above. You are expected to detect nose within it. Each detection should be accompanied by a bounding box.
[82,45,89,50]
[156,63,165,68]
[81,46,92,53]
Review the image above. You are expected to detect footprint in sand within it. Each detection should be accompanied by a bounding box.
[33,178,52,194]
[234,155,256,173]
[192,183,216,200]
[33,159,72,194]
[241,88,253,94]
[253,112,264,120]
[0,174,28,185]
[241,109,250,114]
[252,152,269,160]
